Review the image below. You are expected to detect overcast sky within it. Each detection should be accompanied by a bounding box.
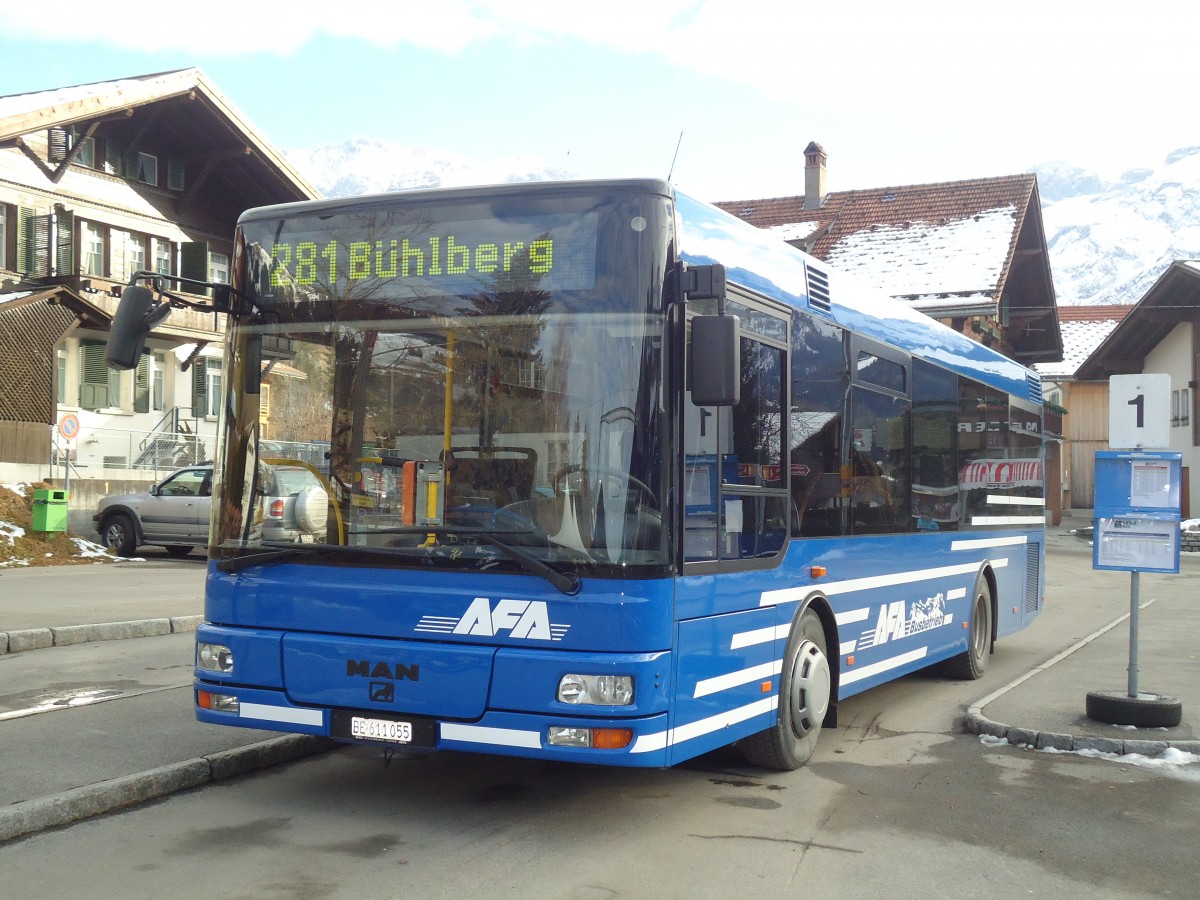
[0,1,1193,201]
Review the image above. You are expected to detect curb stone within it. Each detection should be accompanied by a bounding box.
[965,709,1200,757]
[0,615,204,655]
[0,735,334,844]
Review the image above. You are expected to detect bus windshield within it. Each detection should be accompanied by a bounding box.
[212,186,673,576]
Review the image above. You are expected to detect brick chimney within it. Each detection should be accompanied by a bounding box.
[804,141,827,210]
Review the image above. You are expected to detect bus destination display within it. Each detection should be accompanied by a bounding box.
[254,211,599,298]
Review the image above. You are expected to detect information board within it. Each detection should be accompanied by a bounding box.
[1093,450,1182,573]
[1094,515,1180,573]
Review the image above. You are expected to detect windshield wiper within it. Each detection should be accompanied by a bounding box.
[474,532,582,596]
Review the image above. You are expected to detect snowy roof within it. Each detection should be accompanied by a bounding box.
[820,205,1016,298]
[716,173,1062,363]
[1075,261,1200,380]
[1033,306,1133,379]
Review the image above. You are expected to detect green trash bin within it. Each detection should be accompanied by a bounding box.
[32,489,69,533]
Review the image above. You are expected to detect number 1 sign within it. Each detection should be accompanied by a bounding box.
[1108,374,1170,450]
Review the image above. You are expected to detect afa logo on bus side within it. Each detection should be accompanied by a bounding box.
[415,598,571,641]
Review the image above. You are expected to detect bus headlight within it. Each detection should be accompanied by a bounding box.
[557,674,634,706]
[197,643,234,674]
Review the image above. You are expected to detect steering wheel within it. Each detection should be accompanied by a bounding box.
[550,464,658,507]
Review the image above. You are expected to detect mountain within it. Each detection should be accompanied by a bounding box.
[285,138,572,198]
[287,138,1200,309]
[1034,146,1200,306]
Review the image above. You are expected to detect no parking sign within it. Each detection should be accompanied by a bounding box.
[58,412,80,441]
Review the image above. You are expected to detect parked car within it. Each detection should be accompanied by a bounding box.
[95,463,328,557]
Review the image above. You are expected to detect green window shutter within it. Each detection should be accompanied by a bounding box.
[134,354,150,413]
[104,138,123,176]
[181,241,210,296]
[192,358,207,417]
[167,157,186,191]
[16,206,33,273]
[79,340,110,410]
[56,207,75,276]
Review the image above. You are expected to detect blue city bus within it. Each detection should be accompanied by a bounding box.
[112,179,1045,770]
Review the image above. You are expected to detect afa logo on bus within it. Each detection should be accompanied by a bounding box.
[415,598,571,641]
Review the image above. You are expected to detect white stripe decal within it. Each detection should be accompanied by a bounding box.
[440,723,542,749]
[970,515,1045,526]
[694,660,782,698]
[630,697,776,753]
[840,647,929,685]
[836,608,871,626]
[239,702,323,727]
[986,494,1045,506]
[730,624,790,650]
[952,535,1028,551]
[761,561,988,607]
[946,587,967,601]
[839,640,858,656]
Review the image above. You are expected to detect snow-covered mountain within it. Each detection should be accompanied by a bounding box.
[286,138,1200,309]
[285,139,572,198]
[1035,146,1200,306]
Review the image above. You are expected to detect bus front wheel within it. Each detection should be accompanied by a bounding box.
[741,608,831,771]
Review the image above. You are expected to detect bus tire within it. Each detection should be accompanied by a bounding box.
[944,574,992,680]
[741,608,831,771]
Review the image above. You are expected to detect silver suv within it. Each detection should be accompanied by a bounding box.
[95,463,328,557]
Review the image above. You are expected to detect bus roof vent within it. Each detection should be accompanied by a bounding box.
[806,264,831,313]
[1026,372,1044,404]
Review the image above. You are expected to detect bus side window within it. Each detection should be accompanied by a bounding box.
[790,315,848,537]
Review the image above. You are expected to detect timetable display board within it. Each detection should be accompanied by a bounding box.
[1093,450,1182,573]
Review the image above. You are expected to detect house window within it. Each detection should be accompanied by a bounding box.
[131,152,158,186]
[82,222,104,276]
[154,239,172,276]
[125,233,147,280]
[206,358,223,417]
[209,251,230,285]
[152,351,166,411]
[76,136,96,168]
[1173,389,1191,427]
[57,349,68,405]
[194,357,222,418]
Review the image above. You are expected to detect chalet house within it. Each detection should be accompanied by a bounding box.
[717,143,1062,365]
[716,141,1065,517]
[1034,304,1134,517]
[1072,261,1200,518]
[0,69,318,511]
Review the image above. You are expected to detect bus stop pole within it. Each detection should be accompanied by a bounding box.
[1127,570,1139,697]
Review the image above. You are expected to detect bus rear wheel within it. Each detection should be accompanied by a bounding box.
[945,575,992,680]
[741,608,831,771]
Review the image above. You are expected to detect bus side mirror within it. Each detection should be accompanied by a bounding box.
[106,284,172,370]
[689,315,741,406]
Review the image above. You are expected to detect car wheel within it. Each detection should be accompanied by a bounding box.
[102,513,138,556]
[164,545,193,557]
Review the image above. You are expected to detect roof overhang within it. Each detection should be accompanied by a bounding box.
[1075,261,1200,380]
